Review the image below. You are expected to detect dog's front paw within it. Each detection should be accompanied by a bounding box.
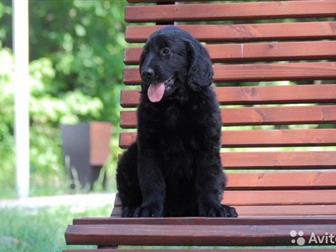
[199,203,238,217]
[221,204,238,217]
[121,206,137,217]
[133,204,163,217]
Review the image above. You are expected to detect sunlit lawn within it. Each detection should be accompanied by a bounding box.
[0,205,111,252]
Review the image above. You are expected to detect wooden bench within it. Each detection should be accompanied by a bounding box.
[64,0,336,250]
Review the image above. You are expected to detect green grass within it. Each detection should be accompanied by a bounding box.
[0,205,111,252]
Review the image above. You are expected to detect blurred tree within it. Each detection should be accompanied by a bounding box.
[0,0,126,197]
[29,0,126,124]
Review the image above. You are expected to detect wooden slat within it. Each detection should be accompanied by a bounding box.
[120,105,336,128]
[110,204,336,217]
[125,41,336,64]
[120,84,336,107]
[222,190,336,206]
[119,129,336,148]
[65,222,336,246]
[221,129,336,147]
[112,189,336,206]
[73,216,336,225]
[226,171,336,190]
[126,1,336,22]
[124,62,336,84]
[125,22,336,42]
[221,105,336,125]
[220,151,336,169]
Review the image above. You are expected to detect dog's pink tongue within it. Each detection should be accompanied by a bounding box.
[147,83,165,103]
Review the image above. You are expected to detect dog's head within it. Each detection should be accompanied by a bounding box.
[139,26,213,103]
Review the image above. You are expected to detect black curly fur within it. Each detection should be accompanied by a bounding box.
[116,26,238,217]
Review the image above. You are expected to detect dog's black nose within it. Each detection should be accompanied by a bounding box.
[142,68,155,82]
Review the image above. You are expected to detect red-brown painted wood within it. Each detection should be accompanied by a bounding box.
[124,62,336,84]
[126,22,336,42]
[110,205,336,217]
[65,223,336,246]
[124,41,336,64]
[220,129,336,147]
[111,189,336,206]
[221,190,336,206]
[226,171,336,190]
[220,151,336,169]
[120,84,336,107]
[73,216,336,225]
[126,1,336,22]
[120,105,336,128]
[119,129,336,148]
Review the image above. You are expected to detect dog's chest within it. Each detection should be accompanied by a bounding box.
[160,105,200,176]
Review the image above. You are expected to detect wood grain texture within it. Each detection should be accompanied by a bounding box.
[124,41,336,64]
[73,216,336,225]
[126,1,336,22]
[124,62,336,84]
[225,171,336,189]
[125,22,336,42]
[119,129,336,148]
[110,205,336,217]
[220,129,336,147]
[120,105,336,128]
[120,84,336,107]
[65,222,336,246]
[220,151,336,169]
[221,190,336,206]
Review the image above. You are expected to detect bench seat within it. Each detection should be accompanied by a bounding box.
[64,0,336,250]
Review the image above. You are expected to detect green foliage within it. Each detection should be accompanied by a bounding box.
[0,0,126,197]
[0,206,111,252]
[29,0,126,124]
[0,49,15,197]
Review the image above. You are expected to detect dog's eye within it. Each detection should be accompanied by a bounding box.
[161,47,170,56]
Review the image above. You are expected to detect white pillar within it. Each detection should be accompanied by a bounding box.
[13,0,30,198]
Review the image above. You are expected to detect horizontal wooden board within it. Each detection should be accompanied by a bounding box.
[112,187,336,206]
[222,190,336,206]
[126,1,336,22]
[119,129,336,148]
[65,222,336,246]
[124,62,336,84]
[120,105,336,128]
[74,216,336,225]
[112,189,336,206]
[125,41,336,64]
[221,128,336,147]
[220,151,336,169]
[125,22,336,42]
[226,171,336,190]
[110,204,336,217]
[220,105,336,125]
[120,84,336,107]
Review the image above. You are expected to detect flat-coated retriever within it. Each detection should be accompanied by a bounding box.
[116,26,238,217]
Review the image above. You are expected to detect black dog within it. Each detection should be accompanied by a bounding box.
[116,26,237,217]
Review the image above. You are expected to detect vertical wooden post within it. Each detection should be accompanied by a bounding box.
[13,0,30,198]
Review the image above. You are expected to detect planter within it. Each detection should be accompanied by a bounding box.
[61,122,112,190]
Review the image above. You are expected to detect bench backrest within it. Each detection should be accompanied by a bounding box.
[119,0,336,215]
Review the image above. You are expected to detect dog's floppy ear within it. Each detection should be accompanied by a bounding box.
[185,38,213,91]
